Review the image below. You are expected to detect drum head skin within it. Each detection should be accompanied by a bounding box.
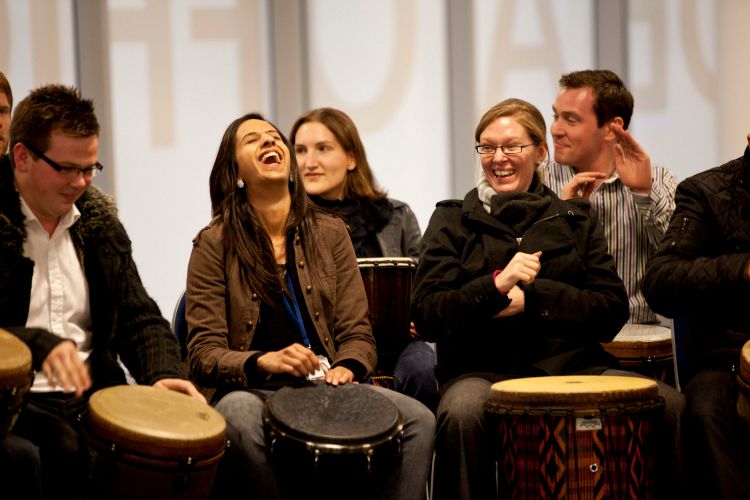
[266,382,401,445]
[0,329,32,385]
[489,375,659,409]
[87,385,226,458]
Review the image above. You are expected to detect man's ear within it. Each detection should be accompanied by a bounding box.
[12,143,31,172]
[604,117,625,142]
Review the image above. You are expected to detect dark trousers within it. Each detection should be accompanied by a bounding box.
[0,433,43,500]
[684,369,750,500]
[10,392,89,500]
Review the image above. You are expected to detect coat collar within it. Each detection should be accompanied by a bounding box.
[460,186,589,234]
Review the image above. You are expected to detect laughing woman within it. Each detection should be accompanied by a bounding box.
[186,113,434,499]
[411,99,629,500]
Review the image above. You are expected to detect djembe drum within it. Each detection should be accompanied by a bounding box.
[485,375,665,499]
[84,385,226,500]
[263,381,403,500]
[601,323,675,386]
[736,340,750,425]
[0,329,32,441]
[357,257,417,374]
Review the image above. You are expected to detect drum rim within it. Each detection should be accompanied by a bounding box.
[484,396,666,418]
[83,423,226,467]
[356,257,416,268]
[264,407,404,455]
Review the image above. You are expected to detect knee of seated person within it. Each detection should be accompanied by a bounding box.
[215,390,265,416]
[437,391,486,429]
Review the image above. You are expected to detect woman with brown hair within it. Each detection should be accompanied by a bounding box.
[291,107,437,410]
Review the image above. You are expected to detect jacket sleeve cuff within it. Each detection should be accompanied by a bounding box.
[243,351,269,385]
[331,358,367,381]
[4,326,66,370]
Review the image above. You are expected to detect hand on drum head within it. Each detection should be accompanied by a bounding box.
[494,251,542,293]
[257,343,320,378]
[324,365,354,386]
[42,340,91,397]
[153,378,207,404]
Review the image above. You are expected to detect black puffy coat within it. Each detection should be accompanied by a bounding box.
[412,185,628,382]
[643,147,750,375]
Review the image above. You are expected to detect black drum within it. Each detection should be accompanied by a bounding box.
[263,381,403,499]
[357,257,416,373]
[0,328,32,441]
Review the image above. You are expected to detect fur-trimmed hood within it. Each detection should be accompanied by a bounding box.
[0,154,120,257]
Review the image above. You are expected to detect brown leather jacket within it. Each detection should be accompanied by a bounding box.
[185,212,376,392]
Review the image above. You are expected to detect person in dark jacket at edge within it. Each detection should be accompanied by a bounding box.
[643,132,750,499]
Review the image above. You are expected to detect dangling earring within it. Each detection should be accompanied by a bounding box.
[289,175,294,183]
[236,178,245,189]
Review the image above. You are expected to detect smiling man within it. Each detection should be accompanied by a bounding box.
[0,84,204,498]
[538,70,683,496]
[539,70,677,326]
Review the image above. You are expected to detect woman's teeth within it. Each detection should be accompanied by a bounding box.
[494,169,515,178]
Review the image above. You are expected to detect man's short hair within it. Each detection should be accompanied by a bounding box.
[0,71,12,110]
[10,84,99,164]
[559,69,634,129]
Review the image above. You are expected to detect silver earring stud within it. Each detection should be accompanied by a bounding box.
[237,178,245,189]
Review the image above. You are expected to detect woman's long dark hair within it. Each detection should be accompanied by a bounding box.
[209,113,320,304]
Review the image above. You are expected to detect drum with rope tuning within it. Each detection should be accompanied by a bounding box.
[485,375,664,499]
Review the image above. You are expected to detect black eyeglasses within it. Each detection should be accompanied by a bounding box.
[24,143,103,179]
[474,143,538,156]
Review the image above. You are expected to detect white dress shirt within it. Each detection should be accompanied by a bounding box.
[21,196,92,392]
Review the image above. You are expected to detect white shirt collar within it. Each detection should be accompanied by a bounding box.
[19,195,81,234]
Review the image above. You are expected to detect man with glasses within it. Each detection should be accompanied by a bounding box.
[0,84,204,498]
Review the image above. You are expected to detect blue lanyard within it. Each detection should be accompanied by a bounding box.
[281,269,311,348]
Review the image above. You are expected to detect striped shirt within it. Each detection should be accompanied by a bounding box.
[539,161,677,324]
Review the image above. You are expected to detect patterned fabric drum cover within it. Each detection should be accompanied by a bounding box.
[357,257,416,373]
[736,340,750,425]
[84,385,226,500]
[263,381,403,499]
[0,329,32,441]
[485,375,665,499]
[601,324,675,385]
